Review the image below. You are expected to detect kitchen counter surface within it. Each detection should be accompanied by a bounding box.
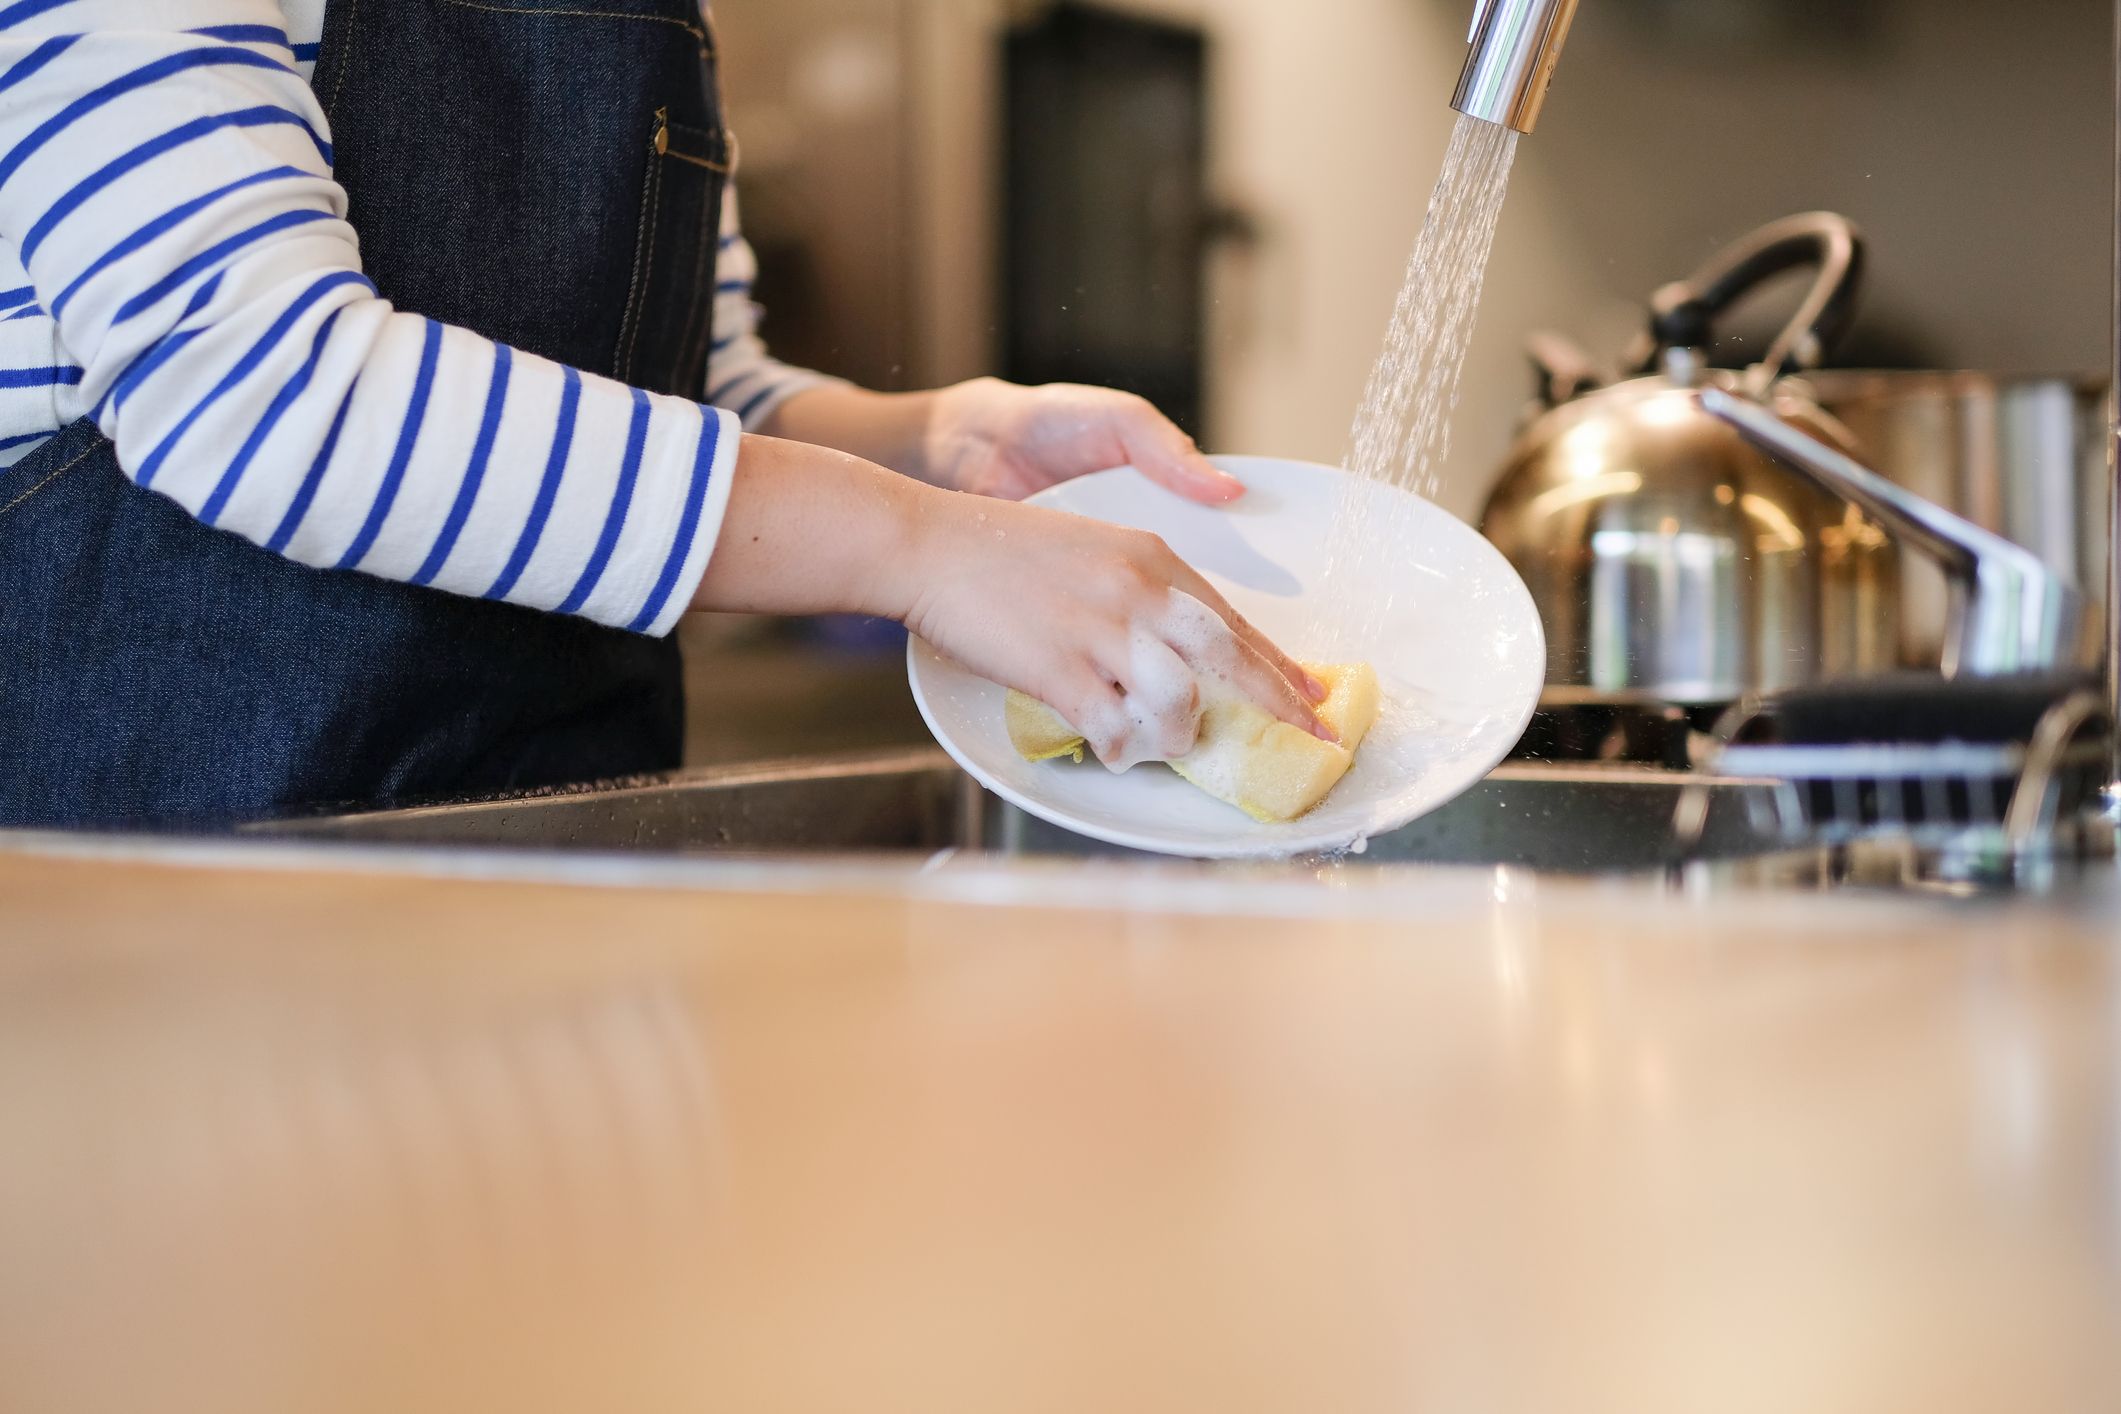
[3,836,2119,1412]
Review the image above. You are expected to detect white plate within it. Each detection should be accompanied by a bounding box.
[906,456,1545,859]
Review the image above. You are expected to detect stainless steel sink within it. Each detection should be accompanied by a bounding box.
[252,750,1785,873]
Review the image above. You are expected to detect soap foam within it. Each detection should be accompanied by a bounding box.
[1075,590,1250,772]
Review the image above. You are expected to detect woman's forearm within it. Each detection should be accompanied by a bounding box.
[689,433,930,619]
[755,383,941,483]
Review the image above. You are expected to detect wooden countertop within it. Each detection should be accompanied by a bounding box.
[2,842,2118,1412]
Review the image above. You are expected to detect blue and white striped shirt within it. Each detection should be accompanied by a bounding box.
[0,0,827,636]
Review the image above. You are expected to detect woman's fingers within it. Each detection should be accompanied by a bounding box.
[1168,565,1330,707]
[1118,635,1207,762]
[1107,398,1246,506]
[1064,645,1202,768]
[1212,633,1337,744]
[1157,590,1335,744]
[1055,675,1132,766]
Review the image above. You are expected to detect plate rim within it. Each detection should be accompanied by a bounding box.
[904,456,1545,859]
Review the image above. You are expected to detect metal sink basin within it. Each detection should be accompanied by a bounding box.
[253,749,1783,874]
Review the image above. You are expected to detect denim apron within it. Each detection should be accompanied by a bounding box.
[0,0,729,830]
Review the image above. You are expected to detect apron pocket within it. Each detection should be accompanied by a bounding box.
[615,109,728,399]
[437,0,706,36]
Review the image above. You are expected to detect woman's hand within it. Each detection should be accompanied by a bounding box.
[690,435,1328,764]
[892,490,1332,766]
[758,378,1247,506]
[923,377,1245,505]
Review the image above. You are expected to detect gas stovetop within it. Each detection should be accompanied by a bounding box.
[1512,679,2117,885]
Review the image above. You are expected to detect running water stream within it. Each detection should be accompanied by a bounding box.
[1311,113,1520,656]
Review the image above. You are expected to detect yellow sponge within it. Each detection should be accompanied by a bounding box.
[1004,663,1380,823]
[1005,690,1087,763]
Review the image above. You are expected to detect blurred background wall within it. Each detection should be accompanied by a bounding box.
[713,0,2111,519]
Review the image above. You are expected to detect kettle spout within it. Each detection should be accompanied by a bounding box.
[1452,0,1581,135]
[1699,387,2083,679]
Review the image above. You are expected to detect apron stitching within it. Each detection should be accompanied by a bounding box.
[437,0,706,39]
[667,128,722,387]
[672,176,716,389]
[663,148,727,175]
[0,443,100,521]
[618,154,664,384]
[326,0,358,118]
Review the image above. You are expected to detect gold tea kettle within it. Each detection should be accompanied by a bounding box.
[1481,212,2079,709]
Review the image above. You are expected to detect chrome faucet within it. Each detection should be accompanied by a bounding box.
[1451,0,1581,135]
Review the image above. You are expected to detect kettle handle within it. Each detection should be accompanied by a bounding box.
[1637,212,1866,379]
[1526,330,1606,407]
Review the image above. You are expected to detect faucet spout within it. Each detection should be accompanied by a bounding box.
[1452,0,1581,135]
[1701,388,2084,680]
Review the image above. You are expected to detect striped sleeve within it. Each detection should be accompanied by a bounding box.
[0,0,736,638]
[0,255,75,469]
[703,183,843,429]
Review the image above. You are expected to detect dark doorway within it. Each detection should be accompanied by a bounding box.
[1002,5,1210,436]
